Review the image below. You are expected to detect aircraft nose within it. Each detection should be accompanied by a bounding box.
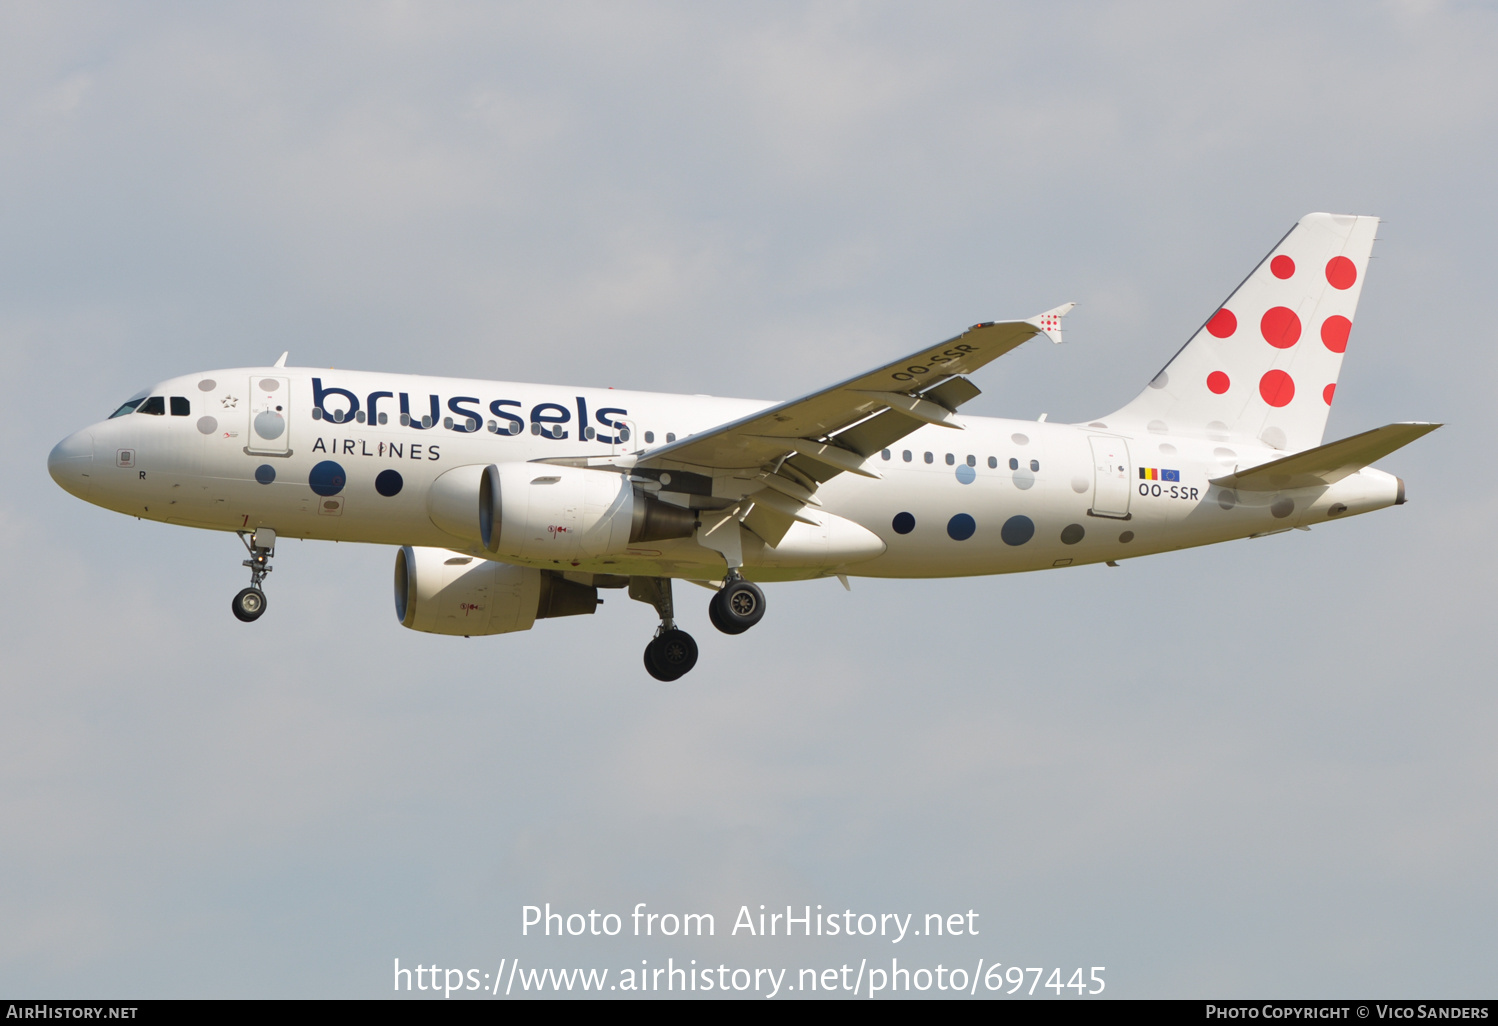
[48,429,95,498]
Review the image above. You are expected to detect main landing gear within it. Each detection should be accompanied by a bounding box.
[629,572,769,681]
[232,528,276,623]
[630,577,698,681]
[708,572,765,635]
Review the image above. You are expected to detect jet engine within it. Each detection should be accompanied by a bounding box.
[426,463,697,560]
[394,545,599,637]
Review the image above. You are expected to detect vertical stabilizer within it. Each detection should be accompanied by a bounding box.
[1106,213,1378,452]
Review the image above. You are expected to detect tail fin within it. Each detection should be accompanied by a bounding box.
[1106,213,1379,452]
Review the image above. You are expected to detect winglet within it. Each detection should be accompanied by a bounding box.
[1026,302,1076,344]
[273,352,289,368]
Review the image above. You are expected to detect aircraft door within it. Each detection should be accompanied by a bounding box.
[246,376,292,455]
[610,417,639,456]
[1088,436,1131,519]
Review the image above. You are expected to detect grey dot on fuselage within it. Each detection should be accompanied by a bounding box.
[254,411,285,439]
[1119,531,1135,543]
[1158,443,1177,455]
[1147,420,1168,434]
[197,379,216,392]
[1149,372,1169,389]
[258,378,279,392]
[1271,497,1295,519]
[1219,490,1237,510]
[1011,469,1035,490]
[1061,524,1085,545]
[1071,476,1089,494]
[1206,421,1229,441]
[1011,433,1029,445]
[196,416,217,435]
[1261,426,1288,450]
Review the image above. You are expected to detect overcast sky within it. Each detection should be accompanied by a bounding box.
[2,0,1494,999]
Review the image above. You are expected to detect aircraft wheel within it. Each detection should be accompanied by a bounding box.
[645,629,698,681]
[709,579,765,635]
[232,587,267,623]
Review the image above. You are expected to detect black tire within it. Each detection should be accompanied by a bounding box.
[232,587,267,623]
[707,593,738,635]
[709,579,765,635]
[645,629,698,681]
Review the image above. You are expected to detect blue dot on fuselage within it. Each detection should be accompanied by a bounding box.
[309,460,347,497]
[375,469,403,497]
[254,464,275,485]
[892,512,915,535]
[1001,515,1035,546]
[947,513,976,541]
[954,464,976,484]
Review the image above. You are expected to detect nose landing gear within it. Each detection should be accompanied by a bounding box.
[232,528,275,623]
[629,576,699,681]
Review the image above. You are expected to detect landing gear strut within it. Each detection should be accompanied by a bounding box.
[709,572,765,635]
[629,576,698,681]
[232,528,275,623]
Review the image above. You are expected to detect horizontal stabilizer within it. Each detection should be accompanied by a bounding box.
[1211,422,1440,491]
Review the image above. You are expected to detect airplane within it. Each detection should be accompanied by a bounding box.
[48,213,1437,680]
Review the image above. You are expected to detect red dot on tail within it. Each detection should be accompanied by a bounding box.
[1323,383,1336,405]
[1260,306,1301,349]
[1207,371,1230,394]
[1270,255,1295,279]
[1206,308,1237,338]
[1260,370,1295,407]
[1321,315,1351,353]
[1326,256,1357,289]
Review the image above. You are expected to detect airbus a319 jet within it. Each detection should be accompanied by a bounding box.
[49,213,1437,679]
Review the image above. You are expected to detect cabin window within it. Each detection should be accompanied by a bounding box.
[988,456,997,469]
[902,450,912,462]
[1008,457,1019,470]
[923,452,933,464]
[1030,459,1040,472]
[644,431,655,444]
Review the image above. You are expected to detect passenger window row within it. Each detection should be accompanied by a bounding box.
[880,449,1041,472]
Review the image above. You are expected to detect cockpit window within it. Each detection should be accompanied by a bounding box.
[109,390,149,419]
[170,397,190,416]
[137,396,166,416]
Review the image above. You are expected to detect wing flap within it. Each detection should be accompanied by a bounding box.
[1211,422,1440,491]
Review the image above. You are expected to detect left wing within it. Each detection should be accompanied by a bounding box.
[559,305,1072,547]
[640,303,1070,473]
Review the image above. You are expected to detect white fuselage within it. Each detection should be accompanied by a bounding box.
[49,365,1404,583]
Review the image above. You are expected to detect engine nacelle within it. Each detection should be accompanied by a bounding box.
[394,545,599,637]
[426,462,696,560]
